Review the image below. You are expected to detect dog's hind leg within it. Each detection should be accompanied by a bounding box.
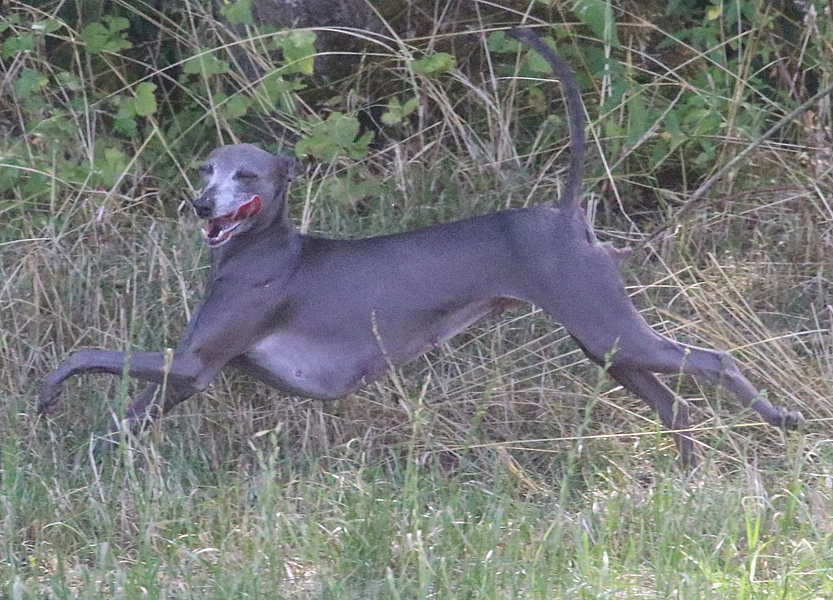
[545,268,804,446]
[607,332,804,430]
[606,366,696,464]
[572,335,696,462]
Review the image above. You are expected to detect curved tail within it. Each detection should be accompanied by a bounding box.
[507,28,585,210]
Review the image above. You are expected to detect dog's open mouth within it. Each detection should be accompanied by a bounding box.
[201,195,262,247]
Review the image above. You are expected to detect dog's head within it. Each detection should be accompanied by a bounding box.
[194,144,297,247]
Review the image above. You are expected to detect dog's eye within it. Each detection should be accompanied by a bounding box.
[234,170,258,182]
[198,163,213,177]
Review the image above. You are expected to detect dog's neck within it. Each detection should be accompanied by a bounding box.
[209,208,298,277]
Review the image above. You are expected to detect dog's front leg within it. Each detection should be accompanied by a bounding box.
[38,348,205,416]
[83,382,197,449]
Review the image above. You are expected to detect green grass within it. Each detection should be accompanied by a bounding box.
[2,423,831,598]
[2,1,833,598]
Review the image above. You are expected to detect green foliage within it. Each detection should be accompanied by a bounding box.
[130,81,158,117]
[319,171,385,208]
[278,29,317,75]
[182,52,230,76]
[485,30,521,53]
[494,0,823,180]
[1,25,35,56]
[80,16,132,54]
[381,96,419,125]
[98,146,129,187]
[219,0,255,26]
[12,67,47,99]
[0,2,330,223]
[295,112,374,162]
[571,0,620,47]
[2,0,822,224]
[213,92,252,120]
[412,52,456,76]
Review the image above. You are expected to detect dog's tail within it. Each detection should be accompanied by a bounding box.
[507,28,585,210]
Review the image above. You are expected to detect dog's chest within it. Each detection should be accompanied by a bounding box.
[242,332,374,399]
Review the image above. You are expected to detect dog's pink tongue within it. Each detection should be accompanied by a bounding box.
[203,196,262,245]
[234,195,262,220]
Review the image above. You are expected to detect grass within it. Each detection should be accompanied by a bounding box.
[2,421,830,598]
[2,1,833,598]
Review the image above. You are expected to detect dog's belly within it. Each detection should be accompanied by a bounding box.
[238,333,380,400]
[236,298,526,400]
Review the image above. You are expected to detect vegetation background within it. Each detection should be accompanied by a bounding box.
[1,0,832,597]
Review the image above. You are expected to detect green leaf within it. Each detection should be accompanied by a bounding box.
[295,112,373,162]
[486,31,520,53]
[663,109,682,137]
[0,159,22,193]
[113,105,137,137]
[225,95,251,119]
[279,30,317,75]
[572,0,620,46]
[98,147,128,187]
[2,32,36,58]
[650,138,670,169]
[32,19,63,34]
[351,132,374,159]
[81,17,132,54]
[380,96,418,125]
[526,86,547,114]
[603,119,623,157]
[94,21,126,53]
[625,91,648,146]
[706,4,722,20]
[183,53,229,76]
[55,71,84,92]
[14,68,48,99]
[133,82,157,117]
[220,0,255,26]
[527,45,556,74]
[329,116,360,146]
[117,82,156,124]
[108,16,131,32]
[412,52,456,77]
[320,174,384,208]
[603,79,627,113]
[214,93,251,119]
[256,72,305,103]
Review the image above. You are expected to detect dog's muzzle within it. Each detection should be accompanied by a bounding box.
[201,195,263,247]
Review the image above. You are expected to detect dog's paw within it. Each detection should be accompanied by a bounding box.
[782,409,805,431]
[37,378,64,416]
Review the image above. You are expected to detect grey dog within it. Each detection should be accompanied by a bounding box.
[39,28,804,463]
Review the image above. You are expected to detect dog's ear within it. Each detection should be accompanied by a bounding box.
[274,153,302,182]
[287,157,303,182]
